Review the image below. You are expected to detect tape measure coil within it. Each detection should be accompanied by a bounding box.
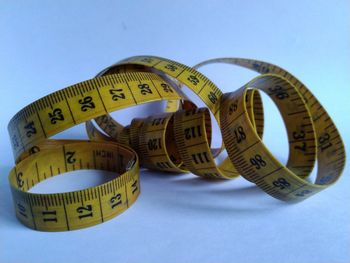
[7,56,346,231]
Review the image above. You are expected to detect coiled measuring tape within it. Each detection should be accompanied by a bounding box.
[8,56,346,231]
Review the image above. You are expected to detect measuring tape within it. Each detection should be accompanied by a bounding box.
[8,56,346,231]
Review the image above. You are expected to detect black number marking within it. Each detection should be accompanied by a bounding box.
[99,117,117,133]
[16,172,24,188]
[208,91,218,104]
[164,64,177,71]
[17,203,27,218]
[161,83,173,93]
[250,154,267,169]
[42,210,57,222]
[191,152,210,164]
[132,180,138,194]
[187,75,199,85]
[110,194,122,209]
[184,125,202,140]
[148,138,162,151]
[79,96,95,112]
[228,101,238,115]
[65,151,76,164]
[140,58,153,63]
[24,121,37,138]
[252,63,269,74]
[76,205,93,219]
[49,108,64,124]
[272,178,291,190]
[138,84,152,95]
[293,129,307,152]
[109,88,125,101]
[233,126,246,143]
[268,85,289,100]
[318,133,332,152]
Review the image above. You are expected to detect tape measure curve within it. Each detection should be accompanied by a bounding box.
[8,56,346,231]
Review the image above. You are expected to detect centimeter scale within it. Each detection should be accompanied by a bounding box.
[7,56,345,231]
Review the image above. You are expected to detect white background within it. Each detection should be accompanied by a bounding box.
[0,1,349,262]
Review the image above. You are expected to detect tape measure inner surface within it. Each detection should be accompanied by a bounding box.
[9,141,139,231]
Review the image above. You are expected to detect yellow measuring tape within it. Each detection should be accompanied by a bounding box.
[8,56,346,231]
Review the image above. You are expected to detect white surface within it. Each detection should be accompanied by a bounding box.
[0,1,349,263]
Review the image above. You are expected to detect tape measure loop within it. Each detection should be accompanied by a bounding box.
[7,55,346,231]
[9,141,140,231]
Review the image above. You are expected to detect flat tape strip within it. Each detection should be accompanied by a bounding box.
[7,56,346,231]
